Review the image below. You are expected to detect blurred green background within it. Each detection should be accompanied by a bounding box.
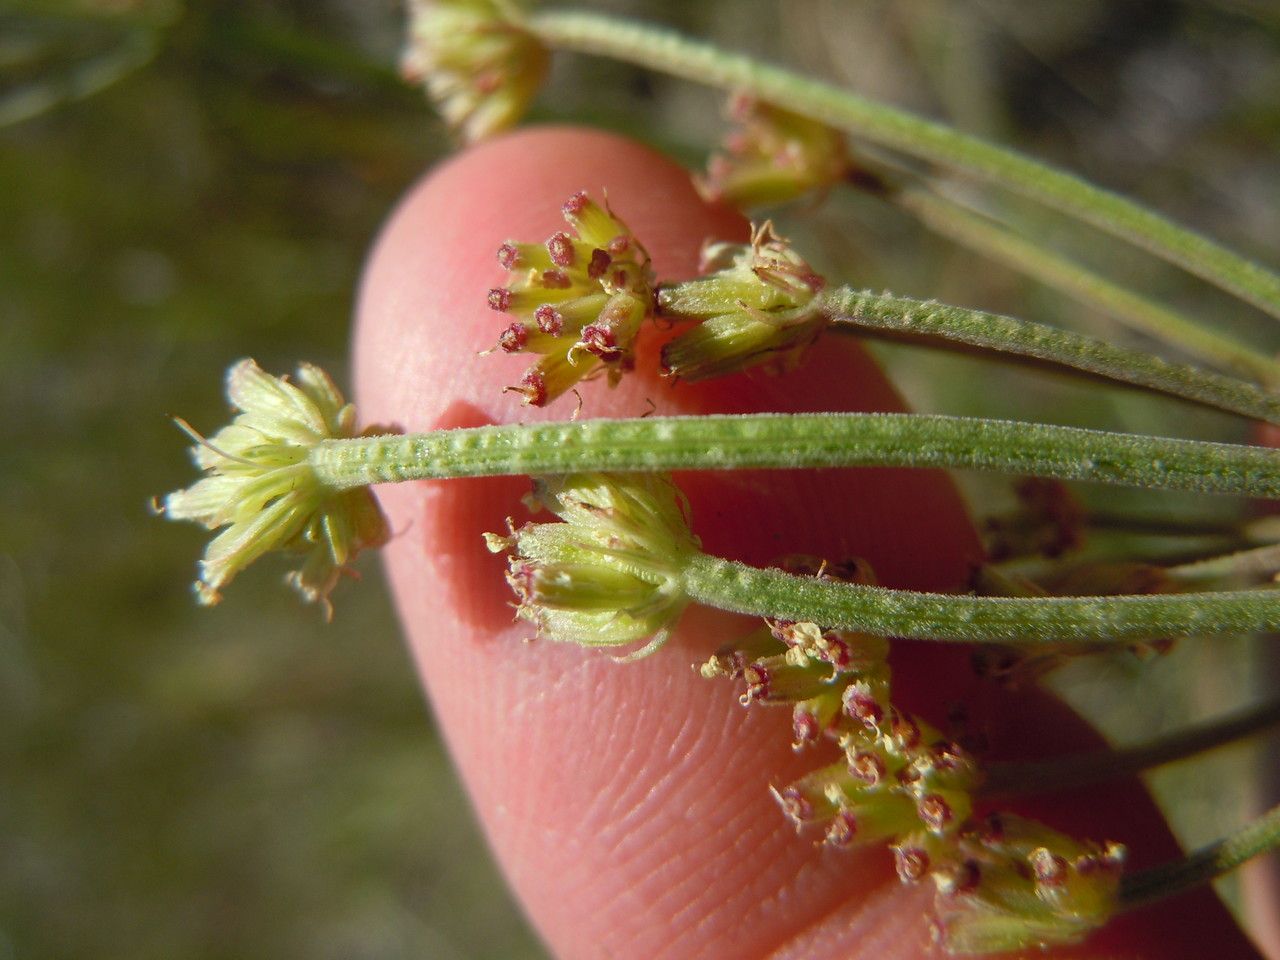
[2,1,1277,958]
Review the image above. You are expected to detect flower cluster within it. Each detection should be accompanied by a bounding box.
[700,557,1124,954]
[925,813,1125,955]
[488,191,655,406]
[485,472,701,657]
[402,0,549,143]
[658,223,830,381]
[699,93,850,208]
[160,359,389,616]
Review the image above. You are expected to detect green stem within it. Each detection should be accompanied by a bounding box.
[527,9,1280,321]
[309,413,1280,498]
[680,551,1280,644]
[1,25,159,129]
[981,699,1280,799]
[891,187,1280,384]
[1167,542,1280,584]
[1119,802,1280,910]
[821,287,1280,424]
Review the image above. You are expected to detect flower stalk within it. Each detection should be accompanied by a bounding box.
[888,186,1280,385]
[525,8,1280,321]
[981,697,1280,800]
[820,288,1280,425]
[307,412,1280,499]
[1118,802,1280,911]
[680,551,1280,646]
[654,226,1280,423]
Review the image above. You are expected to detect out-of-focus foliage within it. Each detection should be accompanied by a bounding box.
[1,1,1277,957]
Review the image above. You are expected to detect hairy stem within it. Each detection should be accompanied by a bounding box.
[310,413,1280,498]
[680,551,1280,644]
[1167,542,1280,584]
[528,9,1280,321]
[821,288,1280,424]
[1119,802,1280,910]
[891,187,1280,383]
[981,699,1280,799]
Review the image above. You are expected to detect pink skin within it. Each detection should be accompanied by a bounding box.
[355,126,1262,959]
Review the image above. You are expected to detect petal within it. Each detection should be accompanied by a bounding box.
[294,362,347,431]
[225,359,326,436]
[199,492,310,594]
[164,474,246,527]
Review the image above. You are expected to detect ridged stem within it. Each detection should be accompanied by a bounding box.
[981,699,1280,799]
[679,551,1280,644]
[527,9,1280,321]
[309,413,1280,498]
[891,188,1280,384]
[821,287,1280,424]
[1119,802,1280,910]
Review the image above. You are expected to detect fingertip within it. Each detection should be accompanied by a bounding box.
[352,126,1260,960]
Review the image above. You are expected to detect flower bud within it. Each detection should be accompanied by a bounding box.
[402,0,549,143]
[773,760,920,846]
[489,192,655,406]
[772,619,890,678]
[931,814,1125,954]
[658,223,829,381]
[485,472,699,656]
[698,94,850,208]
[161,359,389,615]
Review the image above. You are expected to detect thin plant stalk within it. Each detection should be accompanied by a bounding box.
[981,699,1280,799]
[679,551,1280,645]
[820,288,1280,424]
[308,413,1280,499]
[527,9,1280,321]
[891,187,1280,384]
[1167,542,1280,585]
[1119,802,1280,910]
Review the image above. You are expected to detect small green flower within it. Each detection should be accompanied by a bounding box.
[659,223,829,381]
[919,814,1125,955]
[488,191,655,406]
[162,359,389,616]
[402,0,549,143]
[699,93,850,208]
[485,472,700,657]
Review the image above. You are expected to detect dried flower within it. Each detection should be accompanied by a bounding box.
[698,93,850,207]
[658,223,829,381]
[402,0,549,143]
[485,472,700,656]
[161,359,389,616]
[489,192,655,406]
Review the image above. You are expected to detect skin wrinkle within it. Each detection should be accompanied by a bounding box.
[764,882,939,960]
[355,126,1261,960]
